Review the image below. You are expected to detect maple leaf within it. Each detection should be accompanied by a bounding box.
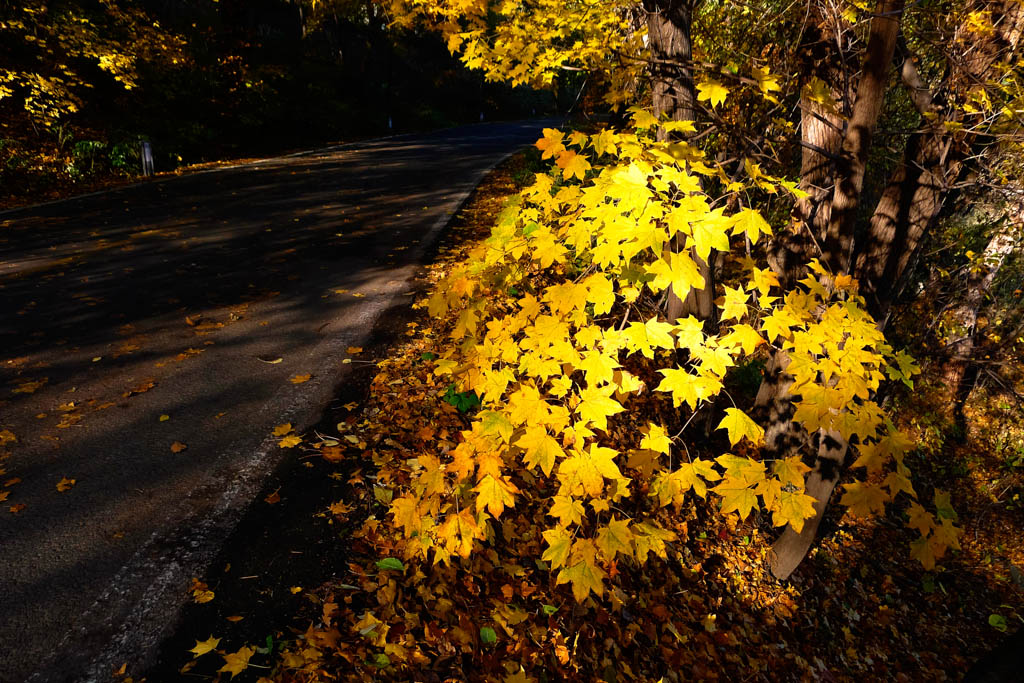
[558,444,622,497]
[473,474,518,518]
[575,384,624,432]
[170,441,187,453]
[696,79,729,108]
[716,408,764,446]
[56,477,76,492]
[632,521,676,562]
[535,128,565,159]
[647,251,705,300]
[437,508,480,558]
[272,423,293,436]
[218,646,255,678]
[0,429,16,445]
[639,423,672,455]
[189,636,220,658]
[840,481,889,518]
[773,490,817,532]
[718,285,750,322]
[556,539,606,601]
[595,517,634,561]
[713,474,759,520]
[719,323,764,354]
[730,208,772,244]
[772,456,809,488]
[278,435,301,448]
[548,495,585,527]
[542,527,573,569]
[556,149,591,181]
[289,374,311,384]
[516,425,564,477]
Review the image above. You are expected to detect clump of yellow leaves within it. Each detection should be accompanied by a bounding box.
[392,112,956,602]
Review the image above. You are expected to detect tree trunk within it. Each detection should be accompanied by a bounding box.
[768,0,905,580]
[644,0,714,322]
[822,0,905,275]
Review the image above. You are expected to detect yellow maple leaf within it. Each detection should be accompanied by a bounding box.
[437,507,481,559]
[189,636,220,658]
[716,408,764,446]
[575,385,624,432]
[548,495,585,527]
[730,208,772,244]
[647,251,705,300]
[218,646,255,678]
[515,425,564,477]
[595,517,634,561]
[542,527,573,569]
[713,474,759,520]
[840,481,889,518]
[473,474,518,518]
[556,539,606,601]
[718,286,749,322]
[535,128,565,159]
[556,150,591,181]
[558,444,622,497]
[696,79,729,108]
[639,423,672,455]
[773,490,817,532]
[272,423,293,436]
[278,434,302,448]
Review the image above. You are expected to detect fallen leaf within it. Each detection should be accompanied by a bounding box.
[290,374,311,384]
[0,429,17,445]
[257,356,283,364]
[171,441,188,453]
[5,478,22,487]
[9,503,26,514]
[0,491,8,502]
[159,414,170,422]
[56,477,76,492]
[13,379,47,394]
[342,402,359,411]
[193,589,215,604]
[185,315,201,327]
[218,646,255,678]
[289,586,302,594]
[321,446,344,463]
[189,636,221,658]
[346,346,363,355]
[352,292,365,298]
[272,423,293,436]
[264,490,281,504]
[124,380,156,397]
[226,615,244,622]
[279,435,302,448]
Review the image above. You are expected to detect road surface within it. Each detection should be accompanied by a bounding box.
[0,120,550,682]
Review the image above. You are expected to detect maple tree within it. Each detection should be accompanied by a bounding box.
[364,0,1020,598]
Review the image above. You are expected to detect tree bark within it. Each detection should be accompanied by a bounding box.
[822,0,905,275]
[644,0,714,322]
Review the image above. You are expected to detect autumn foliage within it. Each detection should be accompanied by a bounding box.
[361,112,960,608]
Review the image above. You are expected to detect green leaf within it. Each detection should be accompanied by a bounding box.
[420,351,436,361]
[541,604,558,616]
[373,653,391,668]
[375,557,405,572]
[989,614,1008,632]
[479,626,497,645]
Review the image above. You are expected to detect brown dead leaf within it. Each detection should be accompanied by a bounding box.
[9,503,26,514]
[321,446,344,463]
[264,490,281,504]
[4,478,21,487]
[124,379,156,397]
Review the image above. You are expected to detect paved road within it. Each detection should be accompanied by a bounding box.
[0,120,550,682]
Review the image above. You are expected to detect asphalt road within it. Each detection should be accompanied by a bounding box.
[0,120,551,682]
